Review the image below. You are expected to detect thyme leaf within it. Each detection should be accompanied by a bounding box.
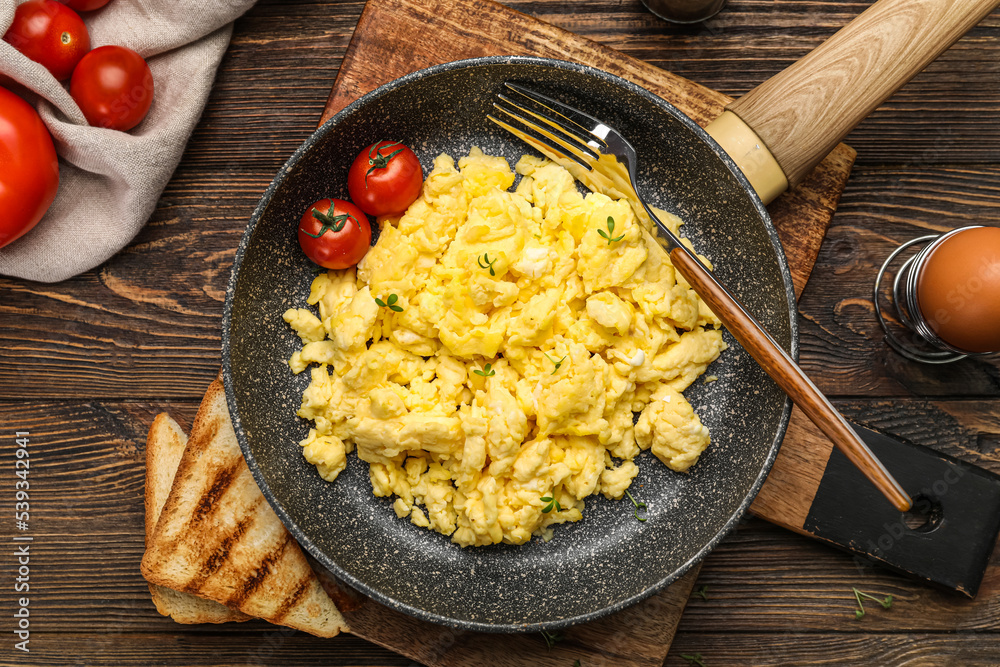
[544,353,568,374]
[597,215,624,245]
[540,629,563,649]
[477,252,498,276]
[473,362,496,377]
[540,495,561,513]
[374,293,403,312]
[625,489,647,522]
[853,587,894,619]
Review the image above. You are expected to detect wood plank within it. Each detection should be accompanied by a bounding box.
[15,630,1000,667]
[668,632,1000,666]
[0,633,410,666]
[12,631,1000,667]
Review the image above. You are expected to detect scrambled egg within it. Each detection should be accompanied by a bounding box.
[283,148,725,547]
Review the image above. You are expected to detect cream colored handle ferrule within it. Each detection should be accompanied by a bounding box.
[727,0,1000,189]
[705,111,788,206]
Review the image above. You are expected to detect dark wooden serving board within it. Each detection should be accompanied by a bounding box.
[315,0,858,664]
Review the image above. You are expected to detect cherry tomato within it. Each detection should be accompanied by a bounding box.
[347,140,422,217]
[70,45,154,132]
[0,86,59,249]
[3,0,90,81]
[298,199,372,269]
[61,0,112,11]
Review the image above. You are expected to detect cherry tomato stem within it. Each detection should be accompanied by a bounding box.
[364,142,405,184]
[298,199,371,269]
[304,207,358,237]
[348,140,423,217]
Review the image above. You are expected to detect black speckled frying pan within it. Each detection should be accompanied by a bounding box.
[223,56,795,632]
[223,0,1000,632]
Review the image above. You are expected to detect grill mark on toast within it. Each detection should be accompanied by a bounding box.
[188,416,221,458]
[225,532,292,608]
[270,569,311,623]
[182,507,257,591]
[153,449,239,555]
[190,458,240,528]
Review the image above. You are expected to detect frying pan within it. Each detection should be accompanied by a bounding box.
[223,0,998,632]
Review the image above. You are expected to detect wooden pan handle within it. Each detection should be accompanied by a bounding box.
[727,0,1000,188]
[669,248,913,512]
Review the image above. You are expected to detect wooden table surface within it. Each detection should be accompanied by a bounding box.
[2,0,1000,665]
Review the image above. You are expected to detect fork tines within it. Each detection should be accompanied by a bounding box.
[488,83,607,170]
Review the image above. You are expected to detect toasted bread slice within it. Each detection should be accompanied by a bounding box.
[145,413,251,624]
[141,379,347,638]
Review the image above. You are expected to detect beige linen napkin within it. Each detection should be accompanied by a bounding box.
[0,0,256,283]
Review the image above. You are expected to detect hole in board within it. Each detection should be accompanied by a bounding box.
[902,494,944,534]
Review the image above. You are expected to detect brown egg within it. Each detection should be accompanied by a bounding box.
[915,226,1000,354]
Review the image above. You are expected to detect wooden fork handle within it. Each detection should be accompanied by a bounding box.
[669,248,913,512]
[727,0,1000,187]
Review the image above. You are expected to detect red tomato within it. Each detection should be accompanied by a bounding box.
[0,86,59,249]
[70,46,154,132]
[3,0,90,81]
[298,199,371,269]
[347,140,423,217]
[61,0,112,11]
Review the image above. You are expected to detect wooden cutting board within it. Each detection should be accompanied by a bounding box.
[319,0,856,664]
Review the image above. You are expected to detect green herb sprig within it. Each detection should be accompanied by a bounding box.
[680,653,707,667]
[374,293,403,312]
[853,587,893,619]
[540,629,564,650]
[540,495,562,513]
[625,489,647,522]
[693,585,709,601]
[478,252,498,276]
[544,353,568,375]
[597,215,624,245]
[473,362,496,377]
